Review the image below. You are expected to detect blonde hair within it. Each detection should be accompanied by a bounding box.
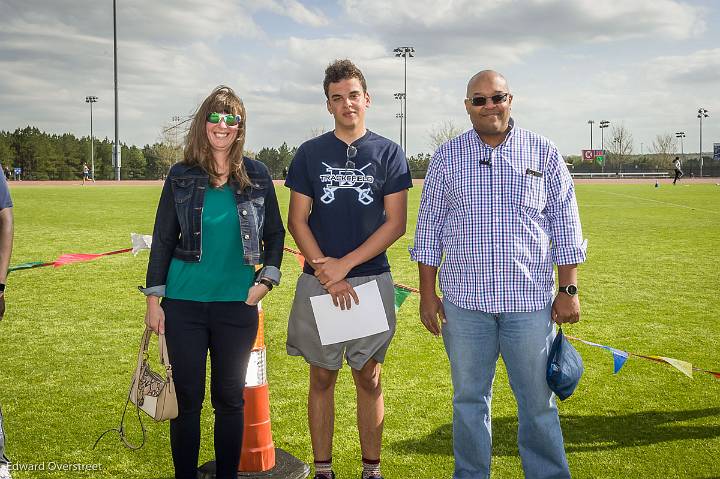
[184,85,252,189]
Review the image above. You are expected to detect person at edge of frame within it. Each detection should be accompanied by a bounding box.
[0,162,15,479]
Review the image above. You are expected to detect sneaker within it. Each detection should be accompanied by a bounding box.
[313,473,335,479]
[361,476,384,479]
[0,463,12,479]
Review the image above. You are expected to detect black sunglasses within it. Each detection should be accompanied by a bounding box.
[467,93,509,107]
[345,145,357,169]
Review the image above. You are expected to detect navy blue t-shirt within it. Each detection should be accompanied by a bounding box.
[285,130,412,278]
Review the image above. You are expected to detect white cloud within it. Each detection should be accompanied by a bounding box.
[249,0,329,27]
[646,48,720,86]
[341,0,705,57]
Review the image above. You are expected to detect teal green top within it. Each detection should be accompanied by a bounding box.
[165,184,255,302]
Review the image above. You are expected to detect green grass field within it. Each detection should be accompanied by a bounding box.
[2,182,719,478]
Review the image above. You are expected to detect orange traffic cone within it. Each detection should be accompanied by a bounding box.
[240,301,276,472]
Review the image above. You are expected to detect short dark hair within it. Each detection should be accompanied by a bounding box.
[323,59,367,98]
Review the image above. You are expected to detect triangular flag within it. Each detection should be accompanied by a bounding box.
[394,287,412,311]
[8,261,51,272]
[658,356,693,379]
[53,253,104,267]
[294,252,305,268]
[611,350,629,374]
[53,248,132,267]
[131,233,153,255]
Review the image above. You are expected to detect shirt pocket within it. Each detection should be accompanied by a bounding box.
[171,177,195,204]
[510,169,546,212]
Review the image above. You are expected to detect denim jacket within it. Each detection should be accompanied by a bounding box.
[141,159,285,297]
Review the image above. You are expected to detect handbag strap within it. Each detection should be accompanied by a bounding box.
[95,327,165,451]
[157,331,175,393]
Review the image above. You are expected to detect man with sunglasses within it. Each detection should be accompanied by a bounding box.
[285,59,412,479]
[411,70,586,479]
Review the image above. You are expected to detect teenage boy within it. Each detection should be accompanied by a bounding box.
[285,59,412,479]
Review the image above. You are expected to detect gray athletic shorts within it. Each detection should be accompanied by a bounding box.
[286,272,397,371]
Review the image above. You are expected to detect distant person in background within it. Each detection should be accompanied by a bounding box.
[0,163,15,479]
[672,157,683,185]
[3,168,9,181]
[82,163,94,185]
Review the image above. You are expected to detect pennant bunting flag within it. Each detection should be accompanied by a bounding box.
[394,287,412,312]
[53,248,133,268]
[611,350,629,374]
[394,282,420,294]
[8,261,52,273]
[294,252,305,268]
[17,241,714,384]
[653,356,693,379]
[131,233,153,255]
[566,336,630,374]
[282,245,307,268]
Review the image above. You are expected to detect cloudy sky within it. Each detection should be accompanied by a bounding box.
[0,0,718,158]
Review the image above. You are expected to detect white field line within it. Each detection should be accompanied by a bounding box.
[598,190,718,215]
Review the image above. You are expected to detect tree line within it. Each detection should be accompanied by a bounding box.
[5,124,708,181]
[0,127,432,180]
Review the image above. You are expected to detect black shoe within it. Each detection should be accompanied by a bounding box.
[313,472,335,479]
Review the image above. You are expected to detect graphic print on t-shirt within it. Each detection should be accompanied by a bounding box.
[319,162,375,205]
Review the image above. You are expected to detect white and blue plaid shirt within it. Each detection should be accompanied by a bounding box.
[410,119,587,313]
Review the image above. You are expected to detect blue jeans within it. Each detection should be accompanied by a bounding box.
[442,299,570,479]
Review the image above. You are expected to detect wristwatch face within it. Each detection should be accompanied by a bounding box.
[0,283,5,292]
[564,284,578,296]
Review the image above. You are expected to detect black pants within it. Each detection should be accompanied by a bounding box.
[673,169,683,184]
[162,298,259,479]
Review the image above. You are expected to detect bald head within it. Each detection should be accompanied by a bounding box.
[466,70,510,97]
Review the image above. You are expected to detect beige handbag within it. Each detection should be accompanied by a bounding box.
[94,327,178,450]
[130,327,178,421]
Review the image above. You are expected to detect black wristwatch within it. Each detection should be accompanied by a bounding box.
[558,284,578,296]
[0,283,5,293]
[258,278,274,291]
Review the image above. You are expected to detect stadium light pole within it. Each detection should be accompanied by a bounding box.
[113,0,121,181]
[393,92,405,148]
[393,46,414,155]
[85,96,98,180]
[172,115,182,162]
[395,113,403,146]
[697,108,709,178]
[675,131,685,159]
[599,120,609,173]
[587,120,594,151]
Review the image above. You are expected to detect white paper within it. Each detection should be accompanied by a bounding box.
[310,280,389,345]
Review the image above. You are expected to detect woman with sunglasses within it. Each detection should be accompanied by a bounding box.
[140,85,285,479]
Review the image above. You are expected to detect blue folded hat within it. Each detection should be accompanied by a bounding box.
[546,327,584,401]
